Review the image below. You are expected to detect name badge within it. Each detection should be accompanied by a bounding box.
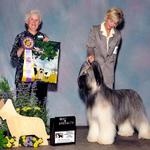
[113,46,118,54]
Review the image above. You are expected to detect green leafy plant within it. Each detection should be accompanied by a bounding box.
[0,130,7,149]
[0,77,13,100]
[0,129,14,149]
[0,77,10,92]
[0,121,9,136]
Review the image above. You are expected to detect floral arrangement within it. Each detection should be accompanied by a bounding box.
[0,77,49,148]
[19,135,43,148]
[2,136,16,149]
[0,130,43,149]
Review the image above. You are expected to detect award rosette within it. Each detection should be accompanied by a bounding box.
[22,37,35,82]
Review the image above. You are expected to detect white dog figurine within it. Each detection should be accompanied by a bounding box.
[78,61,150,145]
[0,99,49,147]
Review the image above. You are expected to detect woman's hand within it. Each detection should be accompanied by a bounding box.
[43,36,49,42]
[87,55,95,63]
[17,47,24,57]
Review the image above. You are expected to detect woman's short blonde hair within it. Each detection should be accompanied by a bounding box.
[105,7,124,25]
[25,9,42,23]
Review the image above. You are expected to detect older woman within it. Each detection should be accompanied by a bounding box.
[86,7,124,89]
[10,10,49,106]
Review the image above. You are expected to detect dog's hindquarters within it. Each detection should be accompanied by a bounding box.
[128,91,150,139]
[114,89,150,139]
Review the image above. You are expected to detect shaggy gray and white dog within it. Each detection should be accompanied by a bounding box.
[78,61,150,145]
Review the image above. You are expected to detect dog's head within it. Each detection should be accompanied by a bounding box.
[78,61,103,96]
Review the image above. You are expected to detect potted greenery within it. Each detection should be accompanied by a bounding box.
[0,77,49,148]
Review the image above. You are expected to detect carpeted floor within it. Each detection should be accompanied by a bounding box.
[12,127,150,150]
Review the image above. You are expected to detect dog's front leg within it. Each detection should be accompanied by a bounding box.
[97,121,116,145]
[87,109,99,142]
[87,120,99,142]
[97,105,116,145]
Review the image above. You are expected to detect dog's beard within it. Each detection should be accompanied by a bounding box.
[78,73,94,104]
[78,75,92,94]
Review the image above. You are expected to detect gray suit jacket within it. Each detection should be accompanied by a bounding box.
[86,25,121,88]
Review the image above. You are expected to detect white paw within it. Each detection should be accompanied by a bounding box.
[138,132,150,139]
[118,130,134,137]
[97,138,114,145]
[87,135,97,143]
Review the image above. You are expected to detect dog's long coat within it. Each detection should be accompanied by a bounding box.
[78,61,150,144]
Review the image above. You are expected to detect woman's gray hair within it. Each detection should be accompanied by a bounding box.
[25,9,42,23]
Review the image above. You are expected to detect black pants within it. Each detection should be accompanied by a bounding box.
[35,81,48,106]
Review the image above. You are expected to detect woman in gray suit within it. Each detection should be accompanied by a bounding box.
[86,7,124,89]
